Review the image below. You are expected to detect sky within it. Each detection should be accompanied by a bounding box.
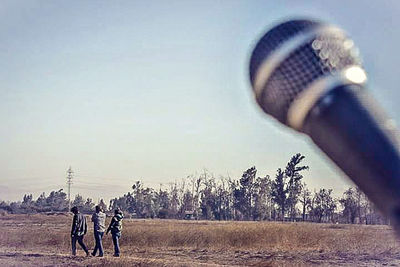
[0,1,399,202]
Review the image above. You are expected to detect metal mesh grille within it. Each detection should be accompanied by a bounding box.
[249,20,319,84]
[255,28,362,124]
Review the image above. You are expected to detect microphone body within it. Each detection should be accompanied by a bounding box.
[302,83,400,220]
[249,19,400,231]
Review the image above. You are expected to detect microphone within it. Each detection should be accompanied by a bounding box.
[249,19,400,230]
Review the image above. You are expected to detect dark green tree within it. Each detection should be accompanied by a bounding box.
[271,168,286,220]
[285,153,309,220]
[339,188,359,224]
[72,194,85,210]
[234,167,257,220]
[310,188,336,223]
[82,198,95,213]
[253,175,272,220]
[200,177,216,220]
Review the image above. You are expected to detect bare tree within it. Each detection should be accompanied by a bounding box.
[299,183,311,221]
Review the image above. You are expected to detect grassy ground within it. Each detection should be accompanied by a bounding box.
[0,214,400,266]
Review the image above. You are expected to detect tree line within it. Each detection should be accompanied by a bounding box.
[0,153,388,225]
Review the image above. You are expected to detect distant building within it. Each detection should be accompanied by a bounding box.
[184,210,194,220]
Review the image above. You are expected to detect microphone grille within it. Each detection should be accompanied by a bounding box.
[249,19,319,85]
[249,19,362,124]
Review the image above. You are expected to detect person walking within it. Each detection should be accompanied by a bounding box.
[91,205,106,257]
[106,208,124,257]
[70,206,89,256]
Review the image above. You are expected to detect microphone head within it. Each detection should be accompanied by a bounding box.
[249,19,363,127]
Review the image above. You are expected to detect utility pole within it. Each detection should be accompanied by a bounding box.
[67,166,74,211]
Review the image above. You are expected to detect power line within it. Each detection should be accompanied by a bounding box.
[73,179,128,187]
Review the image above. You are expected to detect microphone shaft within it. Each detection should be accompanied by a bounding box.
[302,84,400,221]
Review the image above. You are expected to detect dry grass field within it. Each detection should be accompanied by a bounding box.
[1,214,400,266]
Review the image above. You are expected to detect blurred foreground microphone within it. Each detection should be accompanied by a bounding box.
[249,19,400,230]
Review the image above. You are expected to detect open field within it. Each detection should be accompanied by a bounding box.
[1,214,400,266]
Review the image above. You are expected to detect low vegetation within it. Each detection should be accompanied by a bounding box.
[0,214,399,266]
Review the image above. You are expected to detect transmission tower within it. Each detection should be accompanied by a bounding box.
[66,166,74,211]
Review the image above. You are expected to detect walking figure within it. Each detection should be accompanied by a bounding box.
[106,208,124,257]
[91,205,106,257]
[70,206,89,256]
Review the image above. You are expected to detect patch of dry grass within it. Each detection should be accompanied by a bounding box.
[0,214,399,266]
[114,219,398,255]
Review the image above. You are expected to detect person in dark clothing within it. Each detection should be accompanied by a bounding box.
[70,206,89,256]
[91,205,106,257]
[106,208,124,257]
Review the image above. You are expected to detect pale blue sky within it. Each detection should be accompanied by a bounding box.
[1,1,399,202]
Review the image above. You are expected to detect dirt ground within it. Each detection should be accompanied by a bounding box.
[2,246,400,266]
